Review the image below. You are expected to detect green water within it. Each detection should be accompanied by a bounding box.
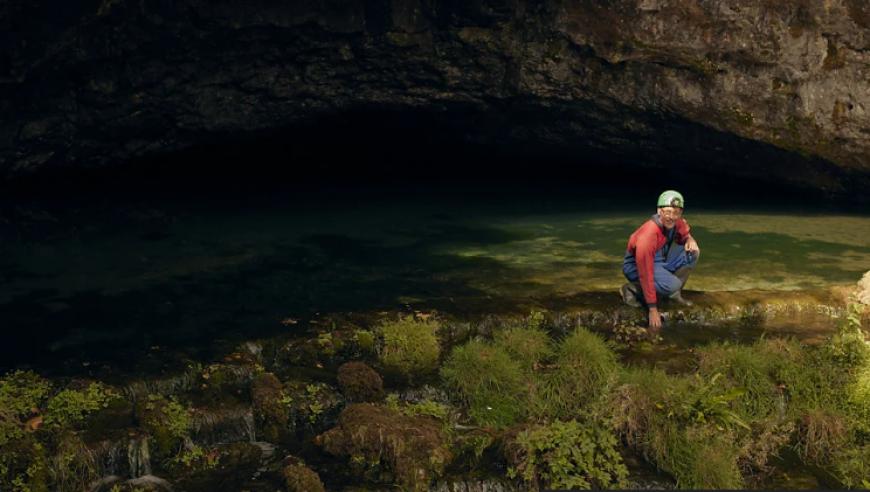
[2,190,868,373]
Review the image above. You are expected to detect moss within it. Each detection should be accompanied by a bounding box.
[251,373,290,443]
[317,403,451,492]
[385,393,452,423]
[506,419,628,490]
[283,459,326,492]
[337,362,384,403]
[134,395,192,460]
[377,315,441,382]
[440,339,527,428]
[353,329,375,353]
[534,328,618,419]
[492,323,552,372]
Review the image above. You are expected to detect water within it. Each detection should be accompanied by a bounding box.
[1,185,868,375]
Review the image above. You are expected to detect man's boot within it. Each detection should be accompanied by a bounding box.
[620,282,643,308]
[669,266,693,306]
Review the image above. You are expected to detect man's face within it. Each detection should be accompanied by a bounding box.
[658,206,683,229]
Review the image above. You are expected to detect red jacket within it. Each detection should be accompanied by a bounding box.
[626,216,692,307]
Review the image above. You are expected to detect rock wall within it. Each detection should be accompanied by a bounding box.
[2,0,869,199]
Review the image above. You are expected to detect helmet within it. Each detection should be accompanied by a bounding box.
[657,190,684,208]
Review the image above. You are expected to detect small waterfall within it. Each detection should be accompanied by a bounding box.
[90,439,129,477]
[123,364,202,401]
[127,436,152,477]
[244,409,257,442]
[191,406,257,445]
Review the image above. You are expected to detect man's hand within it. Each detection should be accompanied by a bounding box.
[685,237,700,257]
[648,307,662,333]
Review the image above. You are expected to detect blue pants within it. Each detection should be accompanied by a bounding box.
[623,245,697,298]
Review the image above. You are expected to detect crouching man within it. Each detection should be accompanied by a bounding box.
[621,190,700,335]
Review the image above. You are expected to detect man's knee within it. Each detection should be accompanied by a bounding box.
[654,271,682,296]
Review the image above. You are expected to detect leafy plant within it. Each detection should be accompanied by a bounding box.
[44,382,118,428]
[509,419,628,490]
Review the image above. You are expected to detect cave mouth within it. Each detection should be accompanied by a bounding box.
[1,107,862,213]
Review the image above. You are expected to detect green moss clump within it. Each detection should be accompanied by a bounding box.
[377,316,440,381]
[440,339,527,428]
[44,382,119,428]
[492,324,553,372]
[353,329,375,353]
[535,328,618,418]
[507,419,628,490]
[135,395,192,459]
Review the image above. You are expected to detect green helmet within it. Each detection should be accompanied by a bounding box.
[657,190,684,208]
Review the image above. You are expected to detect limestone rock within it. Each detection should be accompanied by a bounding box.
[1,1,868,200]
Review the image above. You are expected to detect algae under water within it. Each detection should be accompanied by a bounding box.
[1,185,867,376]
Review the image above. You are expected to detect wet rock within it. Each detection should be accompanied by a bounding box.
[90,474,173,492]
[190,405,256,445]
[430,478,521,492]
[133,395,192,460]
[317,403,452,491]
[337,362,384,403]
[167,442,262,492]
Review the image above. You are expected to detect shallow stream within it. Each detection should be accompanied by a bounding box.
[2,187,868,376]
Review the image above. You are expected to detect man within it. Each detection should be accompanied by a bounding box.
[621,190,700,335]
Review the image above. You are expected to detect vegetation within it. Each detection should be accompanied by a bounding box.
[377,315,441,381]
[440,339,527,428]
[507,418,628,490]
[135,394,193,459]
[44,382,119,428]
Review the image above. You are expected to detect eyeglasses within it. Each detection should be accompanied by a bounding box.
[659,207,683,219]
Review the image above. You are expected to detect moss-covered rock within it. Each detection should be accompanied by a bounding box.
[251,372,290,443]
[337,362,384,403]
[283,456,326,492]
[377,315,441,382]
[317,403,452,491]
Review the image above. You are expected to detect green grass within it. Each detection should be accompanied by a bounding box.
[440,339,528,428]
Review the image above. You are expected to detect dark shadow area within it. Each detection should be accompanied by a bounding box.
[1,106,865,213]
